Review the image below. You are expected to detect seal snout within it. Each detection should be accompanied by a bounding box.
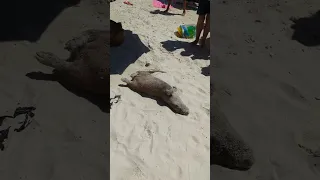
[178,105,189,115]
[167,95,189,116]
[210,134,255,171]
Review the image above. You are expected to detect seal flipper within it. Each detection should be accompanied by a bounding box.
[135,70,166,76]
[121,78,131,84]
[64,29,108,51]
[35,51,70,71]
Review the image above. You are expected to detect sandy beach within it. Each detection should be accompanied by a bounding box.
[0,1,109,179]
[211,0,320,179]
[1,0,319,179]
[110,0,210,179]
[0,0,210,179]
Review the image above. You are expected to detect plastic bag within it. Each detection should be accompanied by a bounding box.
[177,24,196,39]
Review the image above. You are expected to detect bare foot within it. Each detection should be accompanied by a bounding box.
[199,38,206,48]
[164,8,169,13]
[182,11,186,16]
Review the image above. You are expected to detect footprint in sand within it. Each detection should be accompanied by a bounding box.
[279,82,307,103]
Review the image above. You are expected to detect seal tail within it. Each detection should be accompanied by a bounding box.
[35,51,70,70]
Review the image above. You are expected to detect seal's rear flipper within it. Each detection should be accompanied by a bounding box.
[147,70,166,74]
[135,70,166,76]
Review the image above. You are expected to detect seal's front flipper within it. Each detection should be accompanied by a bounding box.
[64,29,103,51]
[35,51,70,71]
[121,78,131,84]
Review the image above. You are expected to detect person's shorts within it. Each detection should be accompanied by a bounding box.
[197,0,210,15]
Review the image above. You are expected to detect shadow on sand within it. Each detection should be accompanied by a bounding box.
[201,65,210,76]
[110,30,150,74]
[172,0,198,11]
[290,10,320,47]
[25,71,109,113]
[161,40,210,60]
[0,0,80,42]
[150,9,181,16]
[150,0,198,16]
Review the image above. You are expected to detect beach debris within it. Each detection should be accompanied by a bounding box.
[0,127,10,151]
[121,70,189,115]
[110,90,121,108]
[124,1,133,5]
[153,0,172,9]
[298,144,320,157]
[110,95,121,108]
[0,106,36,151]
[176,24,196,39]
[12,107,35,132]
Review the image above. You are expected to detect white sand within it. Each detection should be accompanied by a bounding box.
[211,0,320,179]
[110,1,210,180]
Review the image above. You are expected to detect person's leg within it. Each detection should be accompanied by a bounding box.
[164,0,172,12]
[192,15,205,45]
[192,0,207,44]
[182,0,187,16]
[200,14,210,47]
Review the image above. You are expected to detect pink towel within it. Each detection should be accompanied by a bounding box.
[152,0,173,9]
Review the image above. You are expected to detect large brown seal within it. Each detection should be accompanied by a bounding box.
[121,70,189,115]
[35,32,109,95]
[32,20,124,95]
[211,99,255,170]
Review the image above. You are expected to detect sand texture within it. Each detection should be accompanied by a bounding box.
[0,1,109,179]
[110,0,210,179]
[212,0,320,179]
